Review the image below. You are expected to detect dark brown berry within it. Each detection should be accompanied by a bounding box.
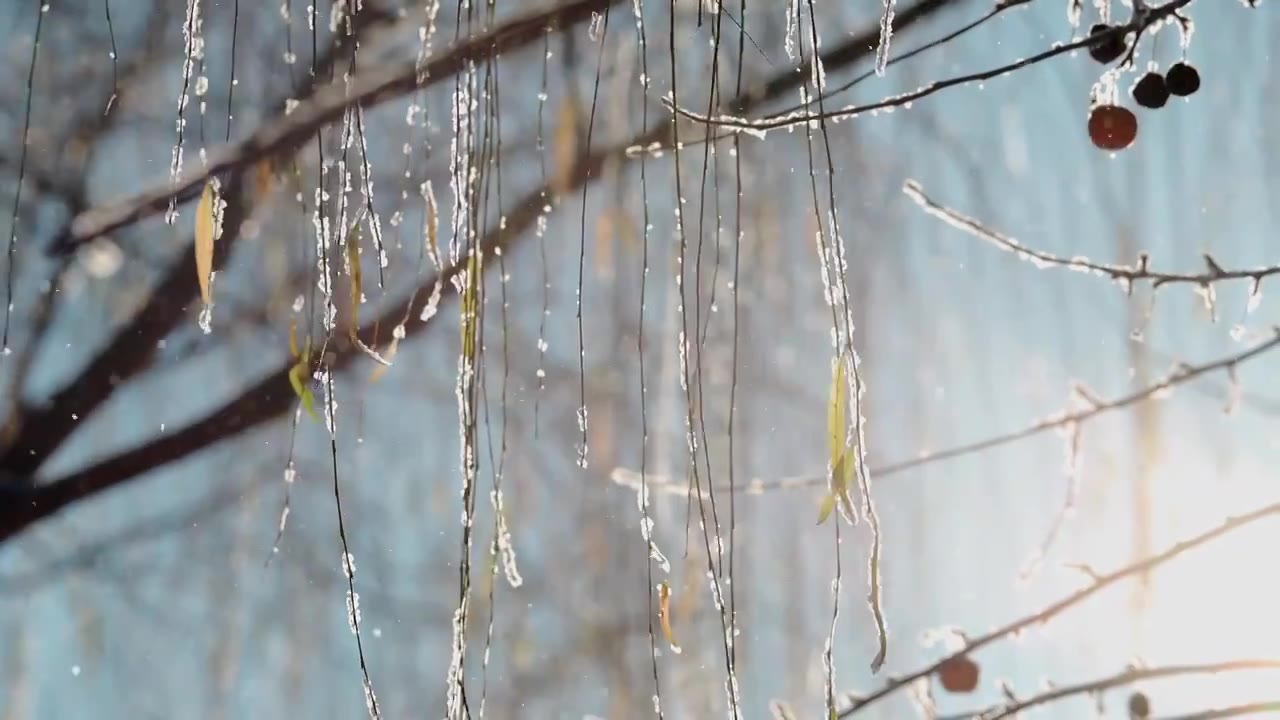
[1088,23,1126,64]
[1088,104,1138,151]
[1128,691,1151,718]
[1165,62,1201,97]
[1132,72,1169,109]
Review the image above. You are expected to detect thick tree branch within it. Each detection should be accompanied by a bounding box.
[0,0,965,542]
[0,4,402,479]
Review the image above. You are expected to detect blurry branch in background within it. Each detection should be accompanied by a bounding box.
[1154,701,1280,720]
[939,659,1280,719]
[0,5,177,453]
[834,499,1280,716]
[669,0,1194,133]
[611,326,1280,496]
[50,0,621,254]
[904,180,1280,299]
[759,0,1021,120]
[0,0,963,544]
[0,475,259,595]
[0,3,402,483]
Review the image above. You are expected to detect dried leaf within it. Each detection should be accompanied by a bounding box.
[551,96,580,197]
[194,179,221,305]
[288,318,300,359]
[346,219,363,341]
[657,581,681,654]
[254,159,275,198]
[594,209,614,278]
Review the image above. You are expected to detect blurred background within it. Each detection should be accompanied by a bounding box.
[0,0,1278,718]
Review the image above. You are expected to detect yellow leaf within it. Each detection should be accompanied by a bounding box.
[287,338,318,421]
[827,357,848,475]
[346,219,363,341]
[459,252,480,360]
[817,492,837,525]
[551,96,580,197]
[369,336,400,383]
[657,581,681,653]
[424,182,440,268]
[194,180,220,306]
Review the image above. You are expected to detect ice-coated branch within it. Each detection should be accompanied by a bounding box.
[943,659,1280,719]
[666,0,1194,134]
[611,327,1280,497]
[836,499,1280,716]
[904,180,1280,296]
[50,0,622,255]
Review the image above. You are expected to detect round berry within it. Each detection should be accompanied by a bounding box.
[1128,691,1151,719]
[1088,23,1126,64]
[1088,104,1139,150]
[1165,62,1201,97]
[1132,72,1169,109]
[936,655,980,693]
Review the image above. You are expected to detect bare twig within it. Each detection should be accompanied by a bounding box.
[668,0,1193,133]
[904,180,1280,294]
[1156,701,1280,720]
[51,0,621,255]
[946,660,1280,719]
[611,327,1280,496]
[836,500,1280,716]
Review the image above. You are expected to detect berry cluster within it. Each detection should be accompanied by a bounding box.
[1131,62,1201,108]
[1083,22,1202,151]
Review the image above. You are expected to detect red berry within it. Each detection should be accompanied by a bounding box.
[1088,104,1138,150]
[937,656,980,693]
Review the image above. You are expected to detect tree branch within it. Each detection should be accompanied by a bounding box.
[945,659,1280,719]
[671,0,1193,133]
[837,499,1280,716]
[0,0,966,542]
[611,326,1280,497]
[905,180,1280,295]
[51,0,622,255]
[0,3,403,478]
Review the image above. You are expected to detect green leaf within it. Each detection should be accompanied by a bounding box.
[288,353,318,421]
